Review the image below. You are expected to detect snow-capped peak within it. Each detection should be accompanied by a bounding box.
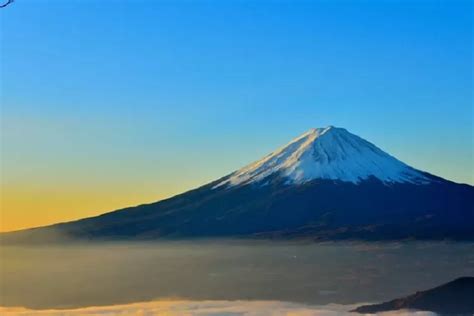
[215,126,431,188]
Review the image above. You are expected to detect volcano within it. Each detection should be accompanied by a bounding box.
[2,126,473,243]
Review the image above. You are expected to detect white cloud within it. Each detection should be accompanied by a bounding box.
[0,300,438,316]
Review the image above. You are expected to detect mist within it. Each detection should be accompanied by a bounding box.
[1,241,473,311]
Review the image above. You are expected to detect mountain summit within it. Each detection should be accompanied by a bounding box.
[2,127,473,243]
[216,126,430,188]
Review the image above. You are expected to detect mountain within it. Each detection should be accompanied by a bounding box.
[2,126,473,243]
[215,126,431,188]
[353,277,474,314]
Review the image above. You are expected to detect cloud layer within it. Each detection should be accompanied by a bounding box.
[0,300,437,316]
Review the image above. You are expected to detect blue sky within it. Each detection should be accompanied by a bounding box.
[0,0,472,230]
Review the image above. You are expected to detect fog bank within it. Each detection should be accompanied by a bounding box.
[0,300,438,316]
[1,241,473,310]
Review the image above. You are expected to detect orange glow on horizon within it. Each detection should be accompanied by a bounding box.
[0,184,184,232]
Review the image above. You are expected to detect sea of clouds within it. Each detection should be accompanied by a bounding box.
[0,300,437,316]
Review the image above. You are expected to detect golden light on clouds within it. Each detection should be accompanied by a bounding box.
[0,300,437,316]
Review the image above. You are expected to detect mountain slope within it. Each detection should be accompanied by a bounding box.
[353,277,474,314]
[2,127,473,243]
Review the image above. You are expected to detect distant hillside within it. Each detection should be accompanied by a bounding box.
[353,277,474,315]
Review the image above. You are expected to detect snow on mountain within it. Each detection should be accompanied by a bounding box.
[215,126,431,188]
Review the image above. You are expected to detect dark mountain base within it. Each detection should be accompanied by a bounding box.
[353,277,474,315]
[1,176,473,244]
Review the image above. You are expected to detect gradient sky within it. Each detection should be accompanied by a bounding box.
[1,0,472,232]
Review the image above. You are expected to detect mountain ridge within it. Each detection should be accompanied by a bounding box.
[353,277,474,314]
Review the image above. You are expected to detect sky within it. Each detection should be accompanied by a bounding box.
[0,0,472,232]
